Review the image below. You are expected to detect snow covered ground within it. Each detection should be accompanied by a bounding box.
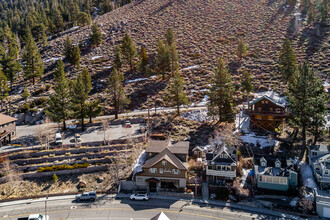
[240,133,276,148]
[299,162,317,189]
[180,65,201,71]
[126,75,156,83]
[43,56,64,63]
[131,150,146,178]
[181,109,210,122]
[91,55,103,61]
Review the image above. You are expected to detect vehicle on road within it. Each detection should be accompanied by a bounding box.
[75,191,97,201]
[55,132,62,145]
[130,193,149,201]
[18,214,49,220]
[75,133,81,143]
[123,120,132,128]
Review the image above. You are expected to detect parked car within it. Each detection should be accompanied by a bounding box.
[123,120,132,128]
[18,214,49,220]
[55,132,62,145]
[75,133,81,143]
[130,193,149,201]
[75,191,97,201]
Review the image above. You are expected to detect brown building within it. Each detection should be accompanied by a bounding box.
[0,113,17,147]
[248,93,289,133]
[135,140,189,192]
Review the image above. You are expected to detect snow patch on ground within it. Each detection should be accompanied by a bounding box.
[43,56,64,63]
[91,55,103,60]
[132,150,146,178]
[181,65,201,71]
[191,95,209,107]
[126,75,156,83]
[103,66,113,70]
[324,81,330,88]
[299,162,317,189]
[181,109,210,122]
[68,26,79,31]
[240,133,276,148]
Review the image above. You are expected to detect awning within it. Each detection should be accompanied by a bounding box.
[145,178,160,183]
[0,132,9,140]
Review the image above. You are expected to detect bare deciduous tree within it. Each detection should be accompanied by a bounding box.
[35,118,54,150]
[1,157,22,193]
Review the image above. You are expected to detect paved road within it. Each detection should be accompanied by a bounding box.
[0,197,269,220]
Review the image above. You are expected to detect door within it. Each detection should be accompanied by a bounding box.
[149,182,157,192]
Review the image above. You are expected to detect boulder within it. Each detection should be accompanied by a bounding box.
[77,181,87,189]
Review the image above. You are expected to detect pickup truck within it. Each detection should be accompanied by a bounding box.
[75,191,97,201]
[18,214,49,220]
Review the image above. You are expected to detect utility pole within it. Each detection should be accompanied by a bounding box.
[147,96,150,141]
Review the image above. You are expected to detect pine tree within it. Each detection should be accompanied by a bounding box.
[0,70,9,110]
[287,62,327,148]
[138,46,148,73]
[63,36,73,61]
[0,43,22,90]
[240,69,254,106]
[46,60,72,130]
[86,99,102,123]
[207,57,235,123]
[164,28,175,46]
[114,45,122,70]
[22,29,44,85]
[155,39,170,80]
[106,67,130,119]
[319,0,328,24]
[71,45,81,68]
[236,38,247,59]
[89,23,103,47]
[81,67,92,94]
[121,33,137,73]
[168,43,179,75]
[166,70,188,115]
[38,23,49,47]
[71,68,91,131]
[21,87,30,100]
[279,38,297,85]
[78,12,91,26]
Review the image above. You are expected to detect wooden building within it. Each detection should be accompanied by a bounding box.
[135,140,189,192]
[0,113,17,147]
[248,93,288,133]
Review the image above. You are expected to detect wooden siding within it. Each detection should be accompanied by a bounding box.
[137,160,187,178]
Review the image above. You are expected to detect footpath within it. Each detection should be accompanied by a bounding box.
[0,193,302,219]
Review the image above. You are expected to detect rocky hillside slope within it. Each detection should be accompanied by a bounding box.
[17,0,330,112]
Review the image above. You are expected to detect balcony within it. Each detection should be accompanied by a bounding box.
[206,168,236,178]
[248,109,288,116]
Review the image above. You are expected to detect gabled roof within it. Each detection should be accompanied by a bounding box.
[0,113,17,125]
[249,95,286,108]
[145,140,189,155]
[150,212,170,220]
[142,148,188,170]
[254,155,287,168]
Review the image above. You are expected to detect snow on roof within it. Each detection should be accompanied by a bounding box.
[251,91,288,107]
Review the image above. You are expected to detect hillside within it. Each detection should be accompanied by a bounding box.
[15,0,330,112]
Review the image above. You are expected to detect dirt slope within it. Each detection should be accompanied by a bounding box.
[40,0,329,111]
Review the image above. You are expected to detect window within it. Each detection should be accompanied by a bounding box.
[256,115,262,120]
[261,161,266,167]
[149,168,157,173]
[273,177,279,184]
[159,168,164,174]
[208,165,213,170]
[216,165,222,170]
[312,152,317,156]
[266,177,272,183]
[220,154,223,158]
[268,116,274,120]
[265,100,269,104]
[162,160,167,166]
[223,154,228,158]
[315,166,320,171]
[279,177,287,185]
[172,169,180,174]
[275,161,281,168]
[325,170,329,175]
[149,153,152,157]
[137,178,143,182]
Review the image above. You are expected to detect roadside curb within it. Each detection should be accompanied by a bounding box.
[116,194,300,219]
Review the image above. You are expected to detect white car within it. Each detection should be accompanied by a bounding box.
[28,214,49,220]
[130,193,149,201]
[55,132,62,145]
